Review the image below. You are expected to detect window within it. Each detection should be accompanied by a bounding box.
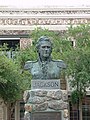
[0,38,20,58]
[20,101,25,120]
[0,38,20,50]
[82,97,90,120]
[70,97,90,120]
[69,102,79,120]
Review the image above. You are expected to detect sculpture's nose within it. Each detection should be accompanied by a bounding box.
[45,46,48,50]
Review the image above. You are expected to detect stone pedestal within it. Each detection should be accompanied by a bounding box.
[23,80,69,120]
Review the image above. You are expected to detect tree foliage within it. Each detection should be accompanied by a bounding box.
[0,54,21,103]
[67,24,90,104]
[0,45,31,103]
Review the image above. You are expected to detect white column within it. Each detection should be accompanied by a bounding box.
[2,104,7,120]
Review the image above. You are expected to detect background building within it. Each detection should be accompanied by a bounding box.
[0,6,90,120]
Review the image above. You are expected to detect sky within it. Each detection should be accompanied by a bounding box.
[0,0,90,8]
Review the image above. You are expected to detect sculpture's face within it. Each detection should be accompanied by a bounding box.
[39,41,52,59]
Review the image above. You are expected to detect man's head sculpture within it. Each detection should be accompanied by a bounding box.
[36,36,53,50]
[36,36,53,61]
[24,36,66,80]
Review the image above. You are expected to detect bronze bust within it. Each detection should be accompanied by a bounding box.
[24,36,66,80]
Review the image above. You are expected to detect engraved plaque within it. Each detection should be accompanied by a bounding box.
[31,112,61,120]
[31,79,60,89]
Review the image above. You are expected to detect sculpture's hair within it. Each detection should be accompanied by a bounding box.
[36,36,53,51]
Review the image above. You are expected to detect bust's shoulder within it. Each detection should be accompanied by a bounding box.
[52,59,66,69]
[25,60,37,64]
[24,60,37,70]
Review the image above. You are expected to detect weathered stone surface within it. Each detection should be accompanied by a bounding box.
[24,89,68,113]
[48,100,68,110]
[23,90,30,103]
[30,89,47,97]
[25,104,32,112]
[33,89,47,97]
[33,102,48,111]
[44,97,52,101]
[24,112,30,120]
[47,90,62,100]
[62,102,68,109]
[62,90,68,101]
[28,96,45,104]
[63,109,69,118]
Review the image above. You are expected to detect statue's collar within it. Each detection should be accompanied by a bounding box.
[38,57,52,65]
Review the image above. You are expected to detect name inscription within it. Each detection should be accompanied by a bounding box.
[31,80,60,89]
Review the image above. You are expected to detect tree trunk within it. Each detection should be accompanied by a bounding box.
[6,102,15,120]
[79,98,82,120]
[7,103,11,120]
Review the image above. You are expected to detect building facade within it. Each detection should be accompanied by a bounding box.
[0,6,90,120]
